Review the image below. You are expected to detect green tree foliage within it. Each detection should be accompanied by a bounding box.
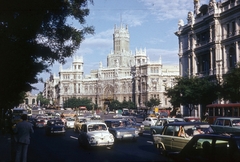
[64,97,93,110]
[165,76,219,115]
[221,63,240,102]
[145,98,161,109]
[109,100,121,111]
[0,0,94,111]
[36,93,50,107]
[121,100,136,109]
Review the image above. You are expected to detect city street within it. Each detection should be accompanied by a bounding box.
[0,110,170,162]
[26,127,169,162]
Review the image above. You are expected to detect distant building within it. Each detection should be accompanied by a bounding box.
[44,24,179,110]
[175,0,240,116]
[21,92,37,107]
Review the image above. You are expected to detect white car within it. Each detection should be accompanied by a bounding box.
[113,114,123,119]
[78,121,114,149]
[142,117,158,126]
[65,117,75,128]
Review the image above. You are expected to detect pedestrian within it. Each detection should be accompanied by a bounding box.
[13,114,34,162]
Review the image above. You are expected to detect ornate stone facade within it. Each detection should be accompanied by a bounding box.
[44,24,179,109]
[175,0,240,115]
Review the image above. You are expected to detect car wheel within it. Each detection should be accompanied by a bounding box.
[157,143,166,156]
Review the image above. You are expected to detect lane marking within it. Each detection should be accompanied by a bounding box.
[147,141,153,144]
[70,136,78,140]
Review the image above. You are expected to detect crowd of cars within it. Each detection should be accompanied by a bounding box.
[29,109,240,161]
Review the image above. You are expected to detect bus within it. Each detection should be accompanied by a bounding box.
[206,103,240,124]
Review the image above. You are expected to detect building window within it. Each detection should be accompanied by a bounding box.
[197,53,210,75]
[227,23,230,37]
[232,21,236,36]
[228,47,236,68]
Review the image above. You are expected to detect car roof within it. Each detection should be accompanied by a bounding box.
[192,132,240,139]
[84,121,106,125]
[184,116,200,119]
[158,118,184,120]
[165,122,209,126]
[104,119,127,121]
[215,117,240,120]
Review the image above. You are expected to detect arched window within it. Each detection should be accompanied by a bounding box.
[32,99,35,104]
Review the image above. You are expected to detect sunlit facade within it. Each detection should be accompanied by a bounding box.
[44,24,179,110]
[175,0,240,116]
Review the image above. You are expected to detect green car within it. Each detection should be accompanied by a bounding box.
[152,122,213,155]
[150,118,185,135]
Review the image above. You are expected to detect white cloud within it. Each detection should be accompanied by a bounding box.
[140,0,209,21]
[147,48,178,64]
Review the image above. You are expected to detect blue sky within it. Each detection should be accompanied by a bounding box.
[32,0,209,94]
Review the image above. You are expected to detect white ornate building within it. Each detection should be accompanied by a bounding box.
[44,24,179,110]
[175,0,240,115]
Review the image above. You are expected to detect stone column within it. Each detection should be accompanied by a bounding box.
[209,48,213,75]
[235,41,239,63]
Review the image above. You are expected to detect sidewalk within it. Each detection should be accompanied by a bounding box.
[0,130,12,162]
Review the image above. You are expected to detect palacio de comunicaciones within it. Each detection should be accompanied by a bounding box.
[43,24,179,110]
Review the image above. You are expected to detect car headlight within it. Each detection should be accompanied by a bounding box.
[110,134,114,141]
[140,125,144,128]
[135,130,139,134]
[88,136,95,142]
[117,131,120,135]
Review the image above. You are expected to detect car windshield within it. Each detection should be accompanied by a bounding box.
[66,118,74,121]
[88,124,107,131]
[232,120,240,127]
[111,121,126,128]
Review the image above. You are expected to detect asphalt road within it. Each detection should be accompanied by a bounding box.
[27,127,169,162]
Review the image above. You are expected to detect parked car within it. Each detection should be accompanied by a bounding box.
[211,117,240,133]
[184,116,201,122]
[150,118,185,135]
[142,117,158,126]
[122,116,145,136]
[77,121,114,149]
[152,122,213,155]
[168,133,240,162]
[45,119,65,135]
[104,119,139,141]
[65,117,75,129]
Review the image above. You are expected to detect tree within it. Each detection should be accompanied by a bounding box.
[109,100,121,111]
[121,100,136,109]
[64,97,93,110]
[0,0,94,111]
[36,92,50,107]
[145,98,161,109]
[165,76,219,116]
[221,63,240,102]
